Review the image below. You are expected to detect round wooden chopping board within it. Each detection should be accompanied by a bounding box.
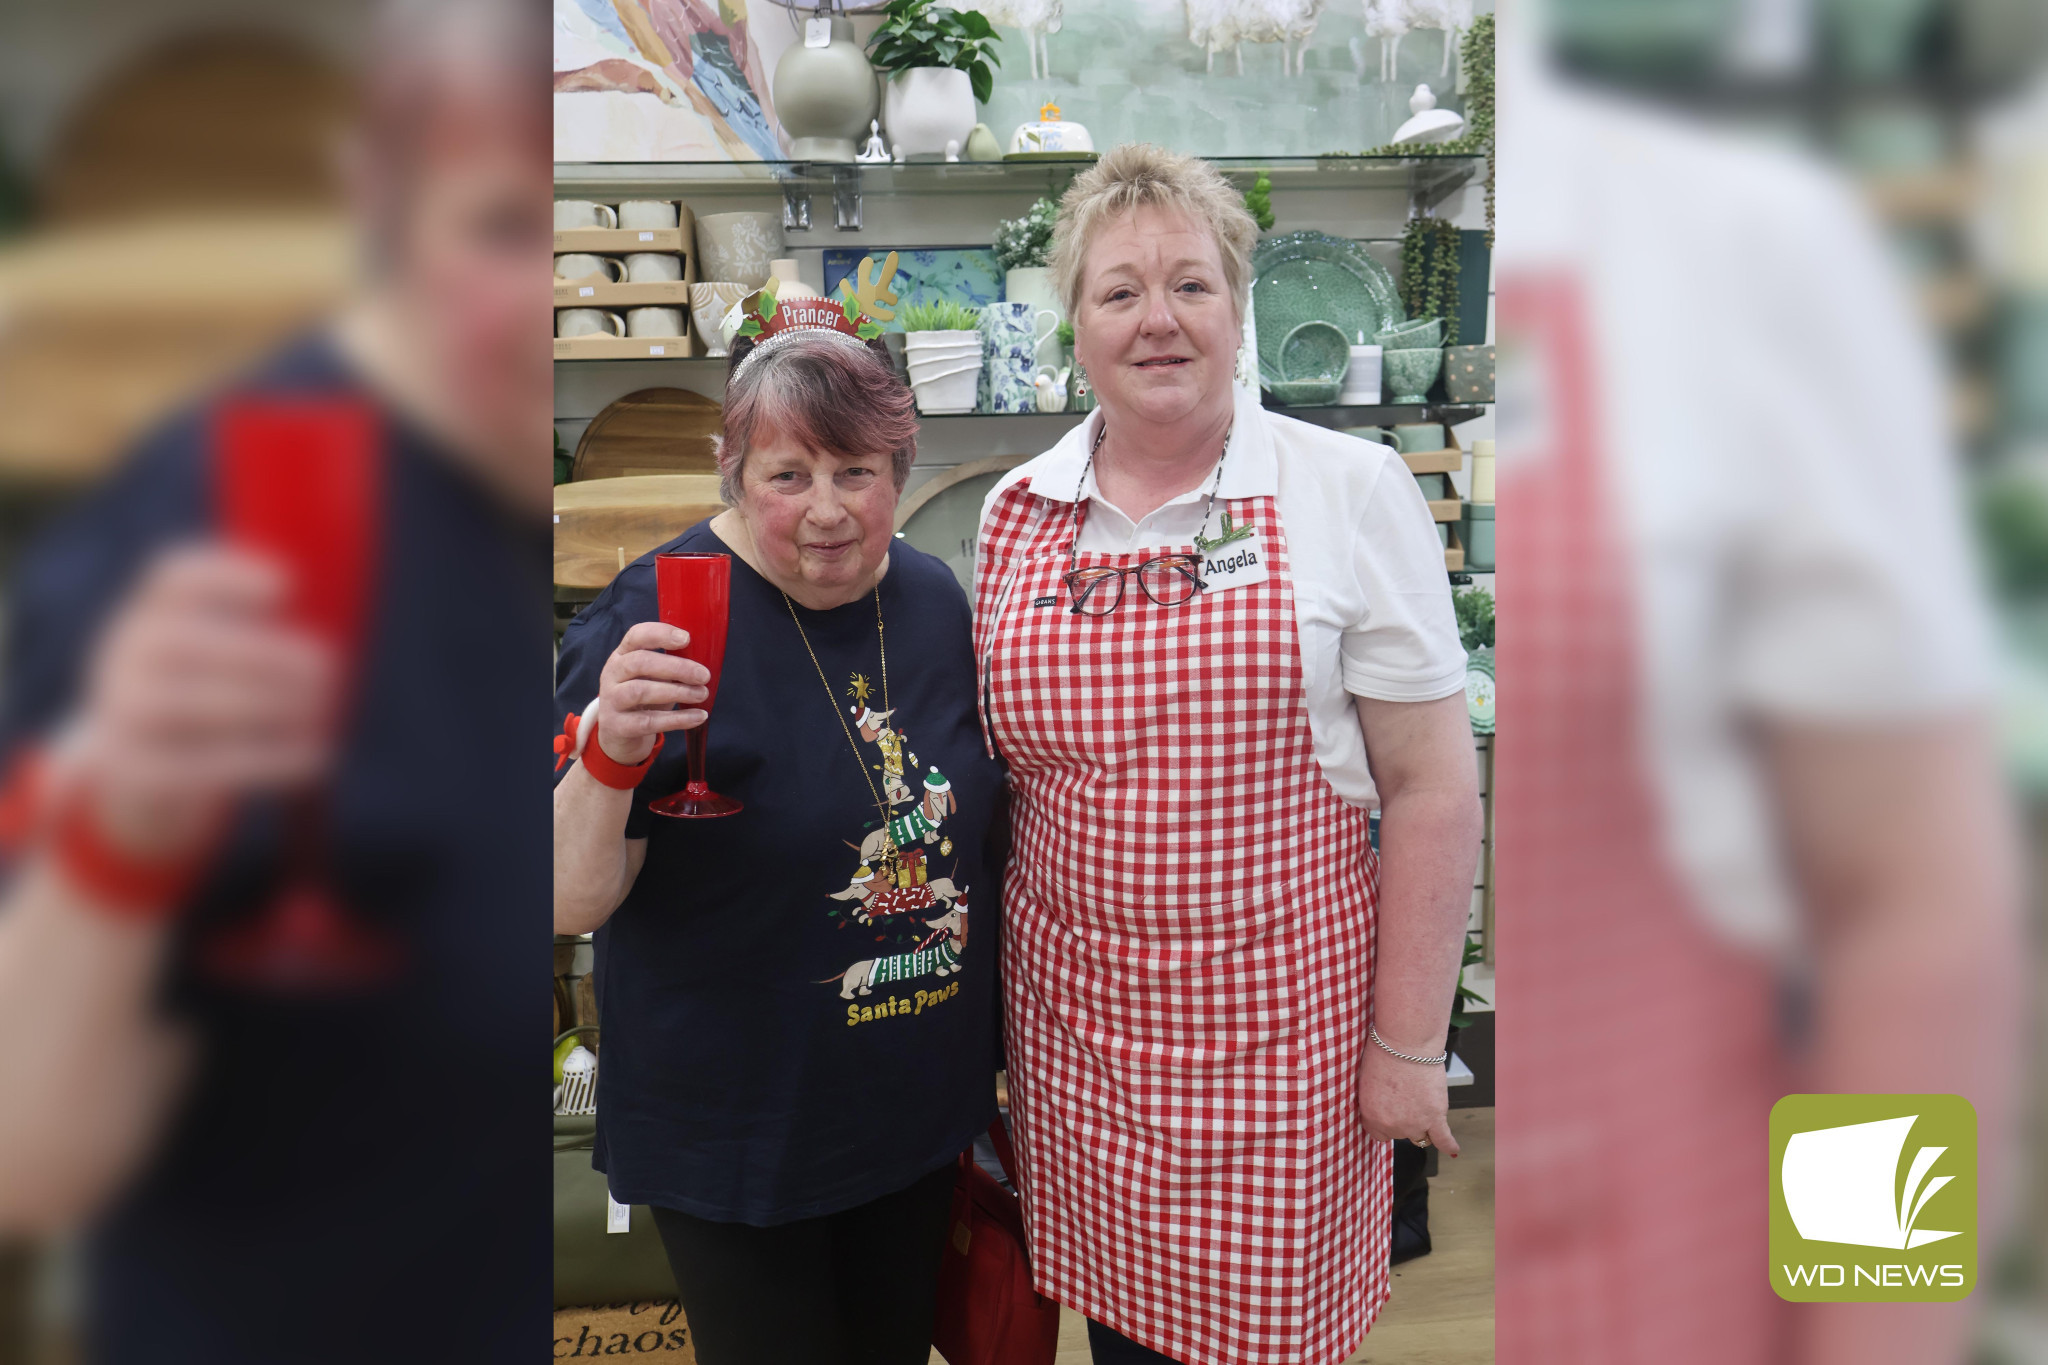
[571,388,722,482]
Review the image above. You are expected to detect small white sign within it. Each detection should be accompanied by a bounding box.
[1196,521,1269,592]
[805,16,831,47]
[638,231,654,241]
[607,1194,630,1234]
[648,345,666,355]
[578,286,594,297]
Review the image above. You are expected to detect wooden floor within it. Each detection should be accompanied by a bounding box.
[934,1106,1494,1365]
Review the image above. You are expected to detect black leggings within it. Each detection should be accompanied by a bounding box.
[649,1161,957,1365]
[1087,1318,1187,1364]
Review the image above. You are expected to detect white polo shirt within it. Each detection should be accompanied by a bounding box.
[980,384,1467,810]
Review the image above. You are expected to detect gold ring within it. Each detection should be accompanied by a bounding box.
[1413,1135,1432,1148]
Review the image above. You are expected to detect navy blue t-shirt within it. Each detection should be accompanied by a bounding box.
[554,521,1002,1224]
[0,333,549,1363]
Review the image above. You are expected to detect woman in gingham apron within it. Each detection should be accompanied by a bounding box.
[974,146,1483,1365]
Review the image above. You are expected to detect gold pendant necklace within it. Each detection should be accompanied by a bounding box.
[784,586,895,842]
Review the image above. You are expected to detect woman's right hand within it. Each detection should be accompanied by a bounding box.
[593,622,711,766]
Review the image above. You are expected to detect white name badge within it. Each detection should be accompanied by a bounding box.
[1197,525,1269,592]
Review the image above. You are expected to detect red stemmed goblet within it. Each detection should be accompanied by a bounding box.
[200,396,402,990]
[646,553,742,818]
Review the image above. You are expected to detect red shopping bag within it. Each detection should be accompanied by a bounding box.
[932,1121,1061,1365]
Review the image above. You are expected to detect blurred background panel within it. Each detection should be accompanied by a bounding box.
[0,4,371,493]
[1497,1,2048,1363]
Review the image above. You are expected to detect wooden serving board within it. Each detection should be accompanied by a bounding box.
[570,388,722,481]
[554,475,726,588]
[1401,449,1464,475]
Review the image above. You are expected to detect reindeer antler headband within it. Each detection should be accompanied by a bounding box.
[728,251,901,386]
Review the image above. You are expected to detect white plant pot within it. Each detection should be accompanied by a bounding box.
[882,68,976,162]
[904,329,981,363]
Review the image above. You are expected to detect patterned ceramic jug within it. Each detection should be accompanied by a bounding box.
[977,301,1059,414]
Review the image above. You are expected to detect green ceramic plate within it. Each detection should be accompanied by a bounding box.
[1000,151,1100,162]
[1279,320,1352,383]
[1252,231,1402,390]
[1268,378,1343,406]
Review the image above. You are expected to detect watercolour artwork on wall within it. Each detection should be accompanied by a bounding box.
[554,0,1490,163]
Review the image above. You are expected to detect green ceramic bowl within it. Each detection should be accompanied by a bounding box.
[1381,347,1443,404]
[1374,317,1443,351]
[1279,320,1352,384]
[1268,378,1343,407]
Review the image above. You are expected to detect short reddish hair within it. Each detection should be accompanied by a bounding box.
[717,332,918,505]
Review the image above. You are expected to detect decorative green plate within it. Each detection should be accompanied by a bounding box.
[1000,151,1100,162]
[1465,648,1495,735]
[1251,231,1402,390]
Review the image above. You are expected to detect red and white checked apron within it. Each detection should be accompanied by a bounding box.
[974,476,1393,1365]
[1495,276,1793,1364]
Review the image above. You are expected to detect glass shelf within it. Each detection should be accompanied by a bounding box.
[554,153,1484,201]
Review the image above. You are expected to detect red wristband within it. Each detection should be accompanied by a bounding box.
[577,721,664,790]
[51,787,220,921]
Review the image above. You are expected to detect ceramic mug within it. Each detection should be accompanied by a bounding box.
[554,200,617,229]
[555,253,623,283]
[688,282,750,357]
[694,211,783,290]
[977,302,1058,415]
[558,308,626,338]
[1392,422,1446,453]
[618,200,678,230]
[625,252,684,283]
[626,306,685,338]
[1342,426,1398,449]
[1336,344,1382,405]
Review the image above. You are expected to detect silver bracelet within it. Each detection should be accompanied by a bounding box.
[1369,1023,1448,1067]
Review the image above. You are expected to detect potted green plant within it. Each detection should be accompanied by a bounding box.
[900,298,986,413]
[867,0,1002,162]
[995,195,1060,360]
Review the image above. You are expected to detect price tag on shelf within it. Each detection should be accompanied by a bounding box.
[806,16,831,47]
[648,345,666,355]
[638,231,654,241]
[578,286,594,297]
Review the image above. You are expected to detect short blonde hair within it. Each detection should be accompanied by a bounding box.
[1049,143,1259,321]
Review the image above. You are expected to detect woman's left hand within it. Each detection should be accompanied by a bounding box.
[1356,1044,1459,1155]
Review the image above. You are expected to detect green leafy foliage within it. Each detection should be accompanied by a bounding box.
[898,298,983,332]
[1244,169,1274,232]
[1450,933,1487,1030]
[1452,584,1493,653]
[1055,319,1074,348]
[1400,218,1462,346]
[992,196,1059,271]
[866,0,1003,105]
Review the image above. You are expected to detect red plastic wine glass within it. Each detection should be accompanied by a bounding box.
[647,552,742,819]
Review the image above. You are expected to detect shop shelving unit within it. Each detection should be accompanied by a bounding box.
[553,153,1493,572]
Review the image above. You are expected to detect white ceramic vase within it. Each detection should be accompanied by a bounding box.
[772,16,879,163]
[883,68,976,162]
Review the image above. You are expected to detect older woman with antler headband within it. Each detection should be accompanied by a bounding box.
[552,262,1004,1365]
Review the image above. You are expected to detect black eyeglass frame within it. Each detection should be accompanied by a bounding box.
[1061,554,1207,616]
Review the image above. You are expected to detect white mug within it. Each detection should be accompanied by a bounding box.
[618,200,679,230]
[626,306,685,338]
[625,252,684,283]
[555,253,623,283]
[554,200,617,229]
[558,308,626,338]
